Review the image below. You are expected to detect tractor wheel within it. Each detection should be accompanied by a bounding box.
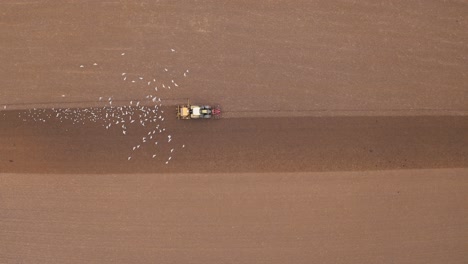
[204,114,212,119]
[204,105,212,109]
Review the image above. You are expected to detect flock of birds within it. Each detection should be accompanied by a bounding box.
[3,49,190,165]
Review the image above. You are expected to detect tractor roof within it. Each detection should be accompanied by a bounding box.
[192,107,200,116]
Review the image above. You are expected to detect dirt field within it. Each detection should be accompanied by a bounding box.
[1,0,468,263]
[1,0,467,115]
[1,170,468,264]
[1,110,467,174]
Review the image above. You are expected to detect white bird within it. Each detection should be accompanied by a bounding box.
[171,148,174,153]
[122,73,126,76]
[80,65,84,68]
[121,53,125,55]
[128,157,131,160]
[171,49,175,52]
[152,154,156,158]
[182,144,185,148]
[93,63,98,66]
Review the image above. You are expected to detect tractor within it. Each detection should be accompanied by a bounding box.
[177,100,221,119]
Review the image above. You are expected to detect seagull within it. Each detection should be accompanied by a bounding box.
[121,53,125,56]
